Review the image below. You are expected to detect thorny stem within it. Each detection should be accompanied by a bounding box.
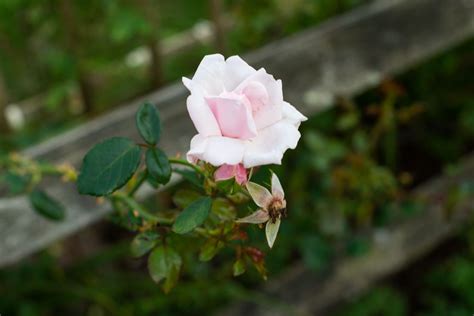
[111,192,173,225]
[128,170,148,197]
[37,163,65,176]
[169,158,205,176]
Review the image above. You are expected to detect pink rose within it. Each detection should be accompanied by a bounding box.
[214,164,247,185]
[183,54,307,168]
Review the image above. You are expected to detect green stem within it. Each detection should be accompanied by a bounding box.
[111,193,173,225]
[128,170,148,197]
[169,158,204,175]
[38,163,64,176]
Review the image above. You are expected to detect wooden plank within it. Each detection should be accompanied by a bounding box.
[217,154,474,316]
[1,0,474,267]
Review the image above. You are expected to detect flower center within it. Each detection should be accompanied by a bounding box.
[267,197,287,223]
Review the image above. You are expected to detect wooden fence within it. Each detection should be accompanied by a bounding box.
[1,0,474,313]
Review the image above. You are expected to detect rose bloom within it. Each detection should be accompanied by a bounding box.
[183,54,307,170]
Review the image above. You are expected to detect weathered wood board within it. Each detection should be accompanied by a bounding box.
[1,0,473,267]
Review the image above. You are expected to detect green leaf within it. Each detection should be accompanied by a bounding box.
[136,102,161,145]
[147,173,160,188]
[233,259,246,276]
[146,148,171,184]
[216,177,235,193]
[211,198,236,220]
[172,189,202,209]
[77,137,141,196]
[174,168,203,188]
[131,231,159,258]
[163,264,180,294]
[148,245,182,293]
[29,190,65,221]
[199,239,224,262]
[172,197,212,234]
[1,171,30,194]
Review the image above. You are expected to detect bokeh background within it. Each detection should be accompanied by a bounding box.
[1,0,474,315]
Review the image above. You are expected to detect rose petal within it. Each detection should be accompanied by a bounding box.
[246,181,272,208]
[214,164,236,182]
[234,164,248,185]
[186,134,207,164]
[271,172,284,199]
[206,93,257,140]
[265,218,281,248]
[182,77,193,91]
[186,91,222,137]
[190,54,257,95]
[225,55,257,90]
[236,209,269,224]
[187,135,245,166]
[190,54,227,95]
[214,164,247,185]
[243,120,301,168]
[237,68,283,107]
[201,136,245,166]
[242,81,269,113]
[236,69,283,130]
[282,101,307,127]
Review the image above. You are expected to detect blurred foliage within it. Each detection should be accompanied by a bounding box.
[0,0,206,99]
[336,286,408,316]
[0,153,76,219]
[227,0,370,51]
[337,225,474,316]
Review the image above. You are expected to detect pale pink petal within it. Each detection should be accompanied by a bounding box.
[214,164,235,182]
[186,134,207,163]
[271,173,284,199]
[214,164,248,185]
[225,55,257,90]
[265,218,281,248]
[187,135,245,166]
[191,54,227,95]
[236,69,283,130]
[182,77,193,91]
[206,93,257,140]
[282,101,307,127]
[243,120,301,168]
[234,164,248,184]
[186,92,222,137]
[252,97,283,130]
[236,209,269,224]
[204,137,246,166]
[237,69,283,106]
[246,182,272,208]
[190,54,257,95]
[242,81,269,112]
